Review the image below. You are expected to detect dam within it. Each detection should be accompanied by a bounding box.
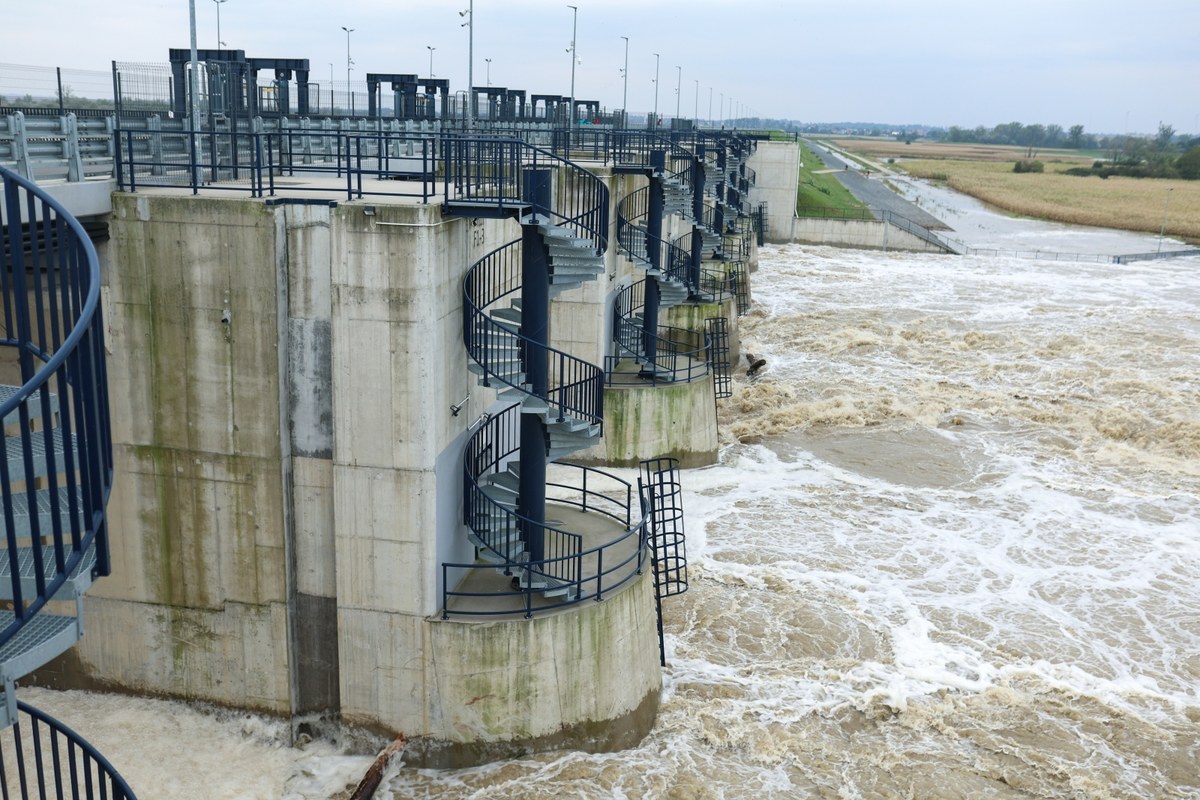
[2,45,799,780]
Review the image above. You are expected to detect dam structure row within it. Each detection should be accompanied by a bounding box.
[1,46,803,778]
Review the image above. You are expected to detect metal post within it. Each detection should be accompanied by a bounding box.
[693,79,698,121]
[708,86,712,124]
[485,58,492,87]
[567,5,578,131]
[188,0,201,188]
[621,36,629,125]
[213,0,227,48]
[459,1,474,125]
[642,150,666,373]
[341,26,354,115]
[427,45,435,80]
[652,53,659,129]
[675,66,681,121]
[519,169,553,566]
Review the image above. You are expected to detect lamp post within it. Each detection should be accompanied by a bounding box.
[652,52,659,128]
[212,0,227,48]
[427,45,435,79]
[693,78,698,121]
[341,26,354,115]
[708,86,712,124]
[485,58,492,86]
[620,35,629,122]
[719,91,723,127]
[1157,188,1174,254]
[329,62,334,114]
[567,5,578,127]
[675,65,680,120]
[460,2,473,125]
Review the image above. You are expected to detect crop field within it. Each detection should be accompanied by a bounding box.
[825,138,1199,242]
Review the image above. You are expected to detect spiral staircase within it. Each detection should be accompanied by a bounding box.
[1,167,135,797]
[444,137,646,610]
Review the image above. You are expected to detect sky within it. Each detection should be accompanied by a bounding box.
[3,0,1198,135]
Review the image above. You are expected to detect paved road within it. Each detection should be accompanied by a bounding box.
[807,141,951,231]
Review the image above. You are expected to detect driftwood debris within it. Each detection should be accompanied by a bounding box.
[348,734,408,800]
[746,352,767,378]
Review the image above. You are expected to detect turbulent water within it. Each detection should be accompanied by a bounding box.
[19,198,1200,799]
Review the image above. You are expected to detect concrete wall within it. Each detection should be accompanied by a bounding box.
[747,140,801,243]
[786,216,950,253]
[64,184,663,764]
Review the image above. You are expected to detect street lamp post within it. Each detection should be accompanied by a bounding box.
[708,86,712,124]
[427,45,435,80]
[693,78,698,121]
[460,2,473,125]
[341,26,354,115]
[567,5,578,128]
[485,58,492,86]
[652,53,659,128]
[620,35,629,124]
[329,62,334,114]
[675,65,680,120]
[212,0,227,48]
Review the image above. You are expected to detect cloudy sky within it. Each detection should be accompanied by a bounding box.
[5,0,1198,134]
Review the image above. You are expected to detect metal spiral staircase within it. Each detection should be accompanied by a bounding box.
[444,138,647,610]
[1,167,135,798]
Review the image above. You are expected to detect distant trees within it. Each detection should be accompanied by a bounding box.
[943,121,1099,150]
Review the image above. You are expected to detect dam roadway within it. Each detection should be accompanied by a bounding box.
[806,139,950,230]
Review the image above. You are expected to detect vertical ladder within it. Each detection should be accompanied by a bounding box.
[704,317,732,400]
[640,458,688,667]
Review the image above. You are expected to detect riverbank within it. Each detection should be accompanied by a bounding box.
[822,138,1200,243]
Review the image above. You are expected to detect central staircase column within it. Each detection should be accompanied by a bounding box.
[689,143,706,294]
[519,168,553,563]
[642,150,666,374]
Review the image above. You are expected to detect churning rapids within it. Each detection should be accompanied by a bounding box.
[17,186,1200,799]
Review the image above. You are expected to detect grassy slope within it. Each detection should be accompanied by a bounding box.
[795,140,867,215]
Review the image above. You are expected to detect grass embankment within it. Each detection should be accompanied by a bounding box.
[827,138,1200,242]
[795,140,867,216]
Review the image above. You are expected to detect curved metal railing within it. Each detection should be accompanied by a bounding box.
[450,405,649,618]
[0,701,136,799]
[607,280,710,386]
[463,240,604,428]
[0,165,112,651]
[443,137,608,251]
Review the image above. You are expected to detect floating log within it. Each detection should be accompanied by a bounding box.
[349,734,408,800]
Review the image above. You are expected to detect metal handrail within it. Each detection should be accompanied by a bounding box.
[608,280,710,385]
[443,136,608,253]
[451,404,648,617]
[0,165,112,647]
[1,700,136,799]
[463,241,604,429]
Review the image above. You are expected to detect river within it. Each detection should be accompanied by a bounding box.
[16,184,1200,799]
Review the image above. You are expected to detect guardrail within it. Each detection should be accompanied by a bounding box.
[0,701,136,799]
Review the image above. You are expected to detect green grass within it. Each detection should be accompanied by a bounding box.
[796,140,867,214]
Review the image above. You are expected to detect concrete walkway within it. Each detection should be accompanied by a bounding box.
[807,141,951,231]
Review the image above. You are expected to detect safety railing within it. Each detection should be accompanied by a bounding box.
[443,137,608,251]
[449,404,649,618]
[607,280,710,386]
[114,126,443,202]
[0,701,136,799]
[0,165,112,653]
[463,240,604,429]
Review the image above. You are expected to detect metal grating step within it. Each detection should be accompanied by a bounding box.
[0,612,81,687]
[0,544,96,601]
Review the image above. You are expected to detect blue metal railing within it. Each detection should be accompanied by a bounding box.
[0,165,112,646]
[607,280,710,386]
[463,240,604,430]
[0,701,136,799]
[450,405,649,618]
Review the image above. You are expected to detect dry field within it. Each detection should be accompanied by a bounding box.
[826,139,1199,242]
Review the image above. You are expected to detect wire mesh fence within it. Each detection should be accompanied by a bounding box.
[0,63,114,110]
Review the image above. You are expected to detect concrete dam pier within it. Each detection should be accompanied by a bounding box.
[28,126,772,766]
